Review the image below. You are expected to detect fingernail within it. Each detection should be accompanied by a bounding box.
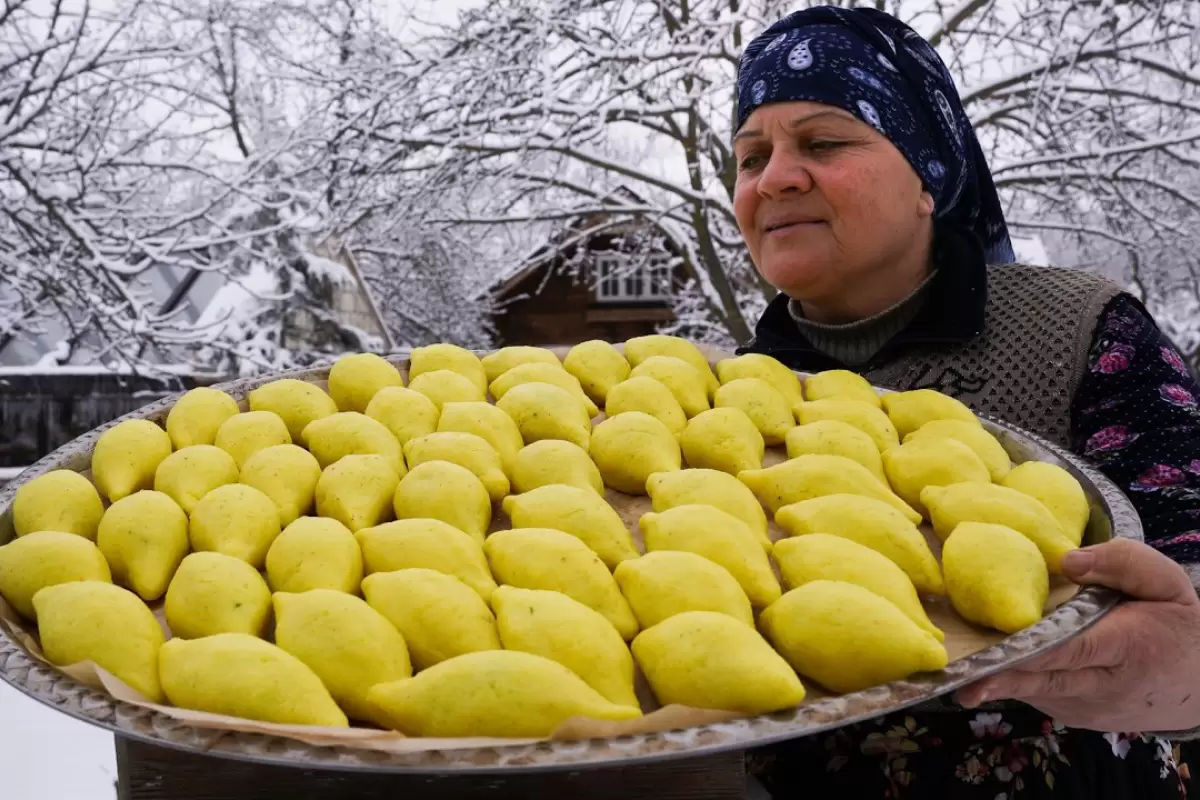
[1061,549,1095,577]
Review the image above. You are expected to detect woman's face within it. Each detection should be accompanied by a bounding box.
[733,101,936,321]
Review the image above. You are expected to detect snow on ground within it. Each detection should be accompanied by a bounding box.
[0,682,116,800]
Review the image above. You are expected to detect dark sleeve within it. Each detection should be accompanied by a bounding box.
[1070,292,1200,566]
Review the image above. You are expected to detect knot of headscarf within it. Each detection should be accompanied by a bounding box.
[736,6,1015,265]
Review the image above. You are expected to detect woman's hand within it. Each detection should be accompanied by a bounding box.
[957,538,1200,733]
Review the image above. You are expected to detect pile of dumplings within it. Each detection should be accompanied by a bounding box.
[0,335,1091,739]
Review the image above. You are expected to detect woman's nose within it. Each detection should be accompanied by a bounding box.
[757,150,814,198]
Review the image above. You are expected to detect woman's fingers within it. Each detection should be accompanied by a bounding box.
[1062,539,1195,604]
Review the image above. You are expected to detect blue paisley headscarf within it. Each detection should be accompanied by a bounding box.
[736,6,1015,265]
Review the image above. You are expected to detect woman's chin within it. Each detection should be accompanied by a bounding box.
[758,260,831,299]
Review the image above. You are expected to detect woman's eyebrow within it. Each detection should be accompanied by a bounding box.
[733,110,858,143]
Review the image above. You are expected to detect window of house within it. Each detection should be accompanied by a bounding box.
[594,253,673,303]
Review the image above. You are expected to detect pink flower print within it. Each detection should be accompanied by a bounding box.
[1092,343,1135,373]
[1160,383,1197,408]
[969,712,1012,739]
[1187,460,1200,476]
[1160,531,1200,547]
[1103,314,1142,337]
[1084,425,1139,456]
[1131,464,1187,491]
[1162,346,1190,376]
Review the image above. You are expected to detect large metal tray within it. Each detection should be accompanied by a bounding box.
[0,358,1141,774]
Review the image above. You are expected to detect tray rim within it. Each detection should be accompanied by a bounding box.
[0,354,1141,774]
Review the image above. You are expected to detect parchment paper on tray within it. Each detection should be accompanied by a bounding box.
[0,499,1079,755]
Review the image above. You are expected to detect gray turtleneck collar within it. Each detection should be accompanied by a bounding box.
[787,271,938,367]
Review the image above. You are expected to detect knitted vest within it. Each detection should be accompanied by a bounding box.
[860,265,1123,448]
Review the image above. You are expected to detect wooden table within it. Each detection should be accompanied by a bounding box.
[115,738,749,800]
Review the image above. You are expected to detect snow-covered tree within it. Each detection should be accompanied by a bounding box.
[365,0,1200,345]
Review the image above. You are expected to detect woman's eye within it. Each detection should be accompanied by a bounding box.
[807,140,844,152]
[738,153,764,170]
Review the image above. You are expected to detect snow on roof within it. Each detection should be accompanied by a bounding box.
[303,252,355,287]
[193,261,280,330]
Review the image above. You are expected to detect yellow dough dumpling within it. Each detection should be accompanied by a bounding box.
[632,610,804,714]
[604,376,687,439]
[248,379,337,440]
[92,419,174,502]
[630,356,710,417]
[772,534,943,641]
[942,521,1050,634]
[12,470,104,540]
[265,517,362,595]
[760,580,947,694]
[437,401,525,471]
[680,408,765,475]
[492,586,638,708]
[716,353,803,406]
[485,527,638,640]
[392,461,492,543]
[589,411,681,494]
[97,490,189,601]
[327,353,405,413]
[301,412,404,475]
[646,469,770,551]
[154,445,240,515]
[613,550,754,629]
[502,484,638,568]
[623,335,719,397]
[740,453,920,522]
[0,532,112,619]
[409,344,488,397]
[490,362,598,418]
[714,377,794,445]
[403,432,509,502]
[882,389,980,439]
[509,440,604,495]
[1000,461,1090,546]
[496,382,591,450]
[238,444,322,526]
[34,581,165,703]
[640,505,780,608]
[905,419,1012,482]
[356,519,497,601]
[214,411,291,470]
[367,650,640,738]
[564,340,630,404]
[882,437,992,519]
[273,589,412,724]
[922,482,1076,573]
[785,420,886,484]
[165,552,272,639]
[481,346,561,383]
[775,494,944,595]
[794,398,898,452]
[803,370,881,407]
[408,369,485,410]
[189,484,282,568]
[362,568,501,670]
[165,387,239,449]
[365,386,440,447]
[315,454,400,533]
[160,634,347,727]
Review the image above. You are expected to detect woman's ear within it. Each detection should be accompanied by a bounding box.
[918,190,935,217]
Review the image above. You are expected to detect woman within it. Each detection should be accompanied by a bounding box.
[732,6,1200,799]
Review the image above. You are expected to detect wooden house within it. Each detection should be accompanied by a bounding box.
[489,214,685,347]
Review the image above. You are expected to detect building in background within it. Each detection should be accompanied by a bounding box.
[0,245,393,480]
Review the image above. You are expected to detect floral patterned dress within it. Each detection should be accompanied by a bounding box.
[747,294,1200,799]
